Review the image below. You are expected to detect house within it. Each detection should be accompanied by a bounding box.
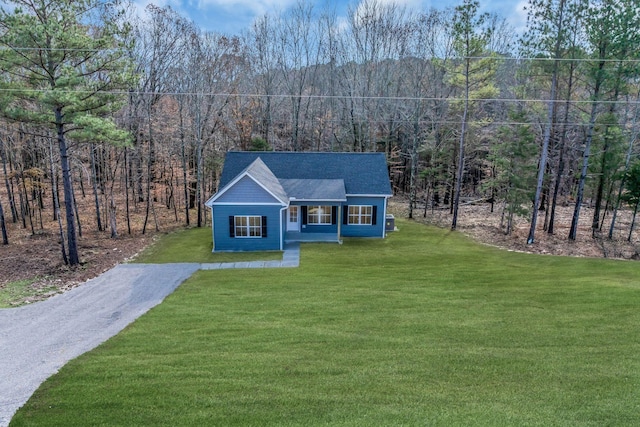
[205,151,393,252]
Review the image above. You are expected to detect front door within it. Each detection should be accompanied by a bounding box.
[287,206,300,231]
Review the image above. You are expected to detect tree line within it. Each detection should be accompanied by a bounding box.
[0,0,639,265]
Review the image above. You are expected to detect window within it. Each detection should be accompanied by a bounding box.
[289,206,298,222]
[348,205,373,225]
[307,206,332,225]
[233,215,263,238]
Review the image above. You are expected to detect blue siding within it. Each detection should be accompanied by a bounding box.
[216,176,282,204]
[302,223,339,234]
[341,196,386,238]
[299,203,340,234]
[212,205,283,252]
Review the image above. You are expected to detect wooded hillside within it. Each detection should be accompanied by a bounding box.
[0,0,639,275]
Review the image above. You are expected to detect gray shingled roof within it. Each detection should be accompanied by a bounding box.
[280,179,346,201]
[219,152,392,196]
[242,157,288,203]
[208,157,289,205]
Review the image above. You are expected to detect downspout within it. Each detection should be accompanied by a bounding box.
[209,204,215,252]
[280,204,287,251]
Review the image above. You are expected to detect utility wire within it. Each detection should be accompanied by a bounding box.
[0,87,638,107]
[2,46,640,63]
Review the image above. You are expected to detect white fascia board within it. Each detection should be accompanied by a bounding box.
[289,199,347,203]
[345,194,393,198]
[211,202,286,206]
[204,194,217,207]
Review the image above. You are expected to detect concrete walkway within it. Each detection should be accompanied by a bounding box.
[200,242,300,270]
[0,243,300,427]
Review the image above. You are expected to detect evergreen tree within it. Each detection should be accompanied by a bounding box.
[450,0,498,230]
[520,0,581,244]
[569,0,640,240]
[621,161,640,241]
[487,110,537,235]
[0,0,134,265]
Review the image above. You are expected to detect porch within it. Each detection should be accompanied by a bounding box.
[285,231,342,244]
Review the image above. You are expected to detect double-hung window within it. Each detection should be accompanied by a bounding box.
[348,205,373,225]
[234,215,262,237]
[307,206,332,225]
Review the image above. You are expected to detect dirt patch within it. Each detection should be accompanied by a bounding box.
[0,229,159,304]
[0,196,187,305]
[388,199,640,260]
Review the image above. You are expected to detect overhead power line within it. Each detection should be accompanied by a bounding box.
[2,46,640,64]
[0,87,638,107]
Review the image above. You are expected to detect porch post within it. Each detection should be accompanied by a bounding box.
[337,203,342,240]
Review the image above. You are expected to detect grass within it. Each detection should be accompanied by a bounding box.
[0,278,54,308]
[11,219,640,426]
[131,226,282,263]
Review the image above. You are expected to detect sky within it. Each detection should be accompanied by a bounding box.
[132,0,529,36]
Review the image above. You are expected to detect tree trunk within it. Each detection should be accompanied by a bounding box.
[408,124,419,220]
[0,137,18,223]
[608,94,639,238]
[20,169,35,235]
[628,199,639,242]
[594,65,625,235]
[109,195,118,238]
[196,138,203,227]
[71,175,82,238]
[55,108,79,266]
[142,105,155,234]
[124,147,131,235]
[90,143,103,232]
[135,142,144,204]
[0,196,7,245]
[569,59,605,240]
[49,135,69,265]
[179,106,190,226]
[452,57,470,231]
[528,62,559,243]
[548,71,574,235]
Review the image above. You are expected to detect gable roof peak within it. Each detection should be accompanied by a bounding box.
[206,156,288,206]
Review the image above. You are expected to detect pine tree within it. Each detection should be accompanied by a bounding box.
[0,0,134,265]
[621,161,640,241]
[450,0,498,230]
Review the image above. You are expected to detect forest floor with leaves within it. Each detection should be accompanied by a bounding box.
[0,197,184,305]
[389,198,640,261]
[2,197,640,306]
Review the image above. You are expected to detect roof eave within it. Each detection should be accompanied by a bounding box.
[289,198,348,203]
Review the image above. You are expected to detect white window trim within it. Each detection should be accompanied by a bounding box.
[307,205,332,225]
[234,215,262,238]
[348,205,373,225]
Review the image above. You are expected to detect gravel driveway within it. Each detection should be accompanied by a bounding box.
[0,263,200,426]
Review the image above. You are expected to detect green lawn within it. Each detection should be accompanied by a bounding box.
[11,219,640,426]
[0,278,56,308]
[131,226,282,263]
